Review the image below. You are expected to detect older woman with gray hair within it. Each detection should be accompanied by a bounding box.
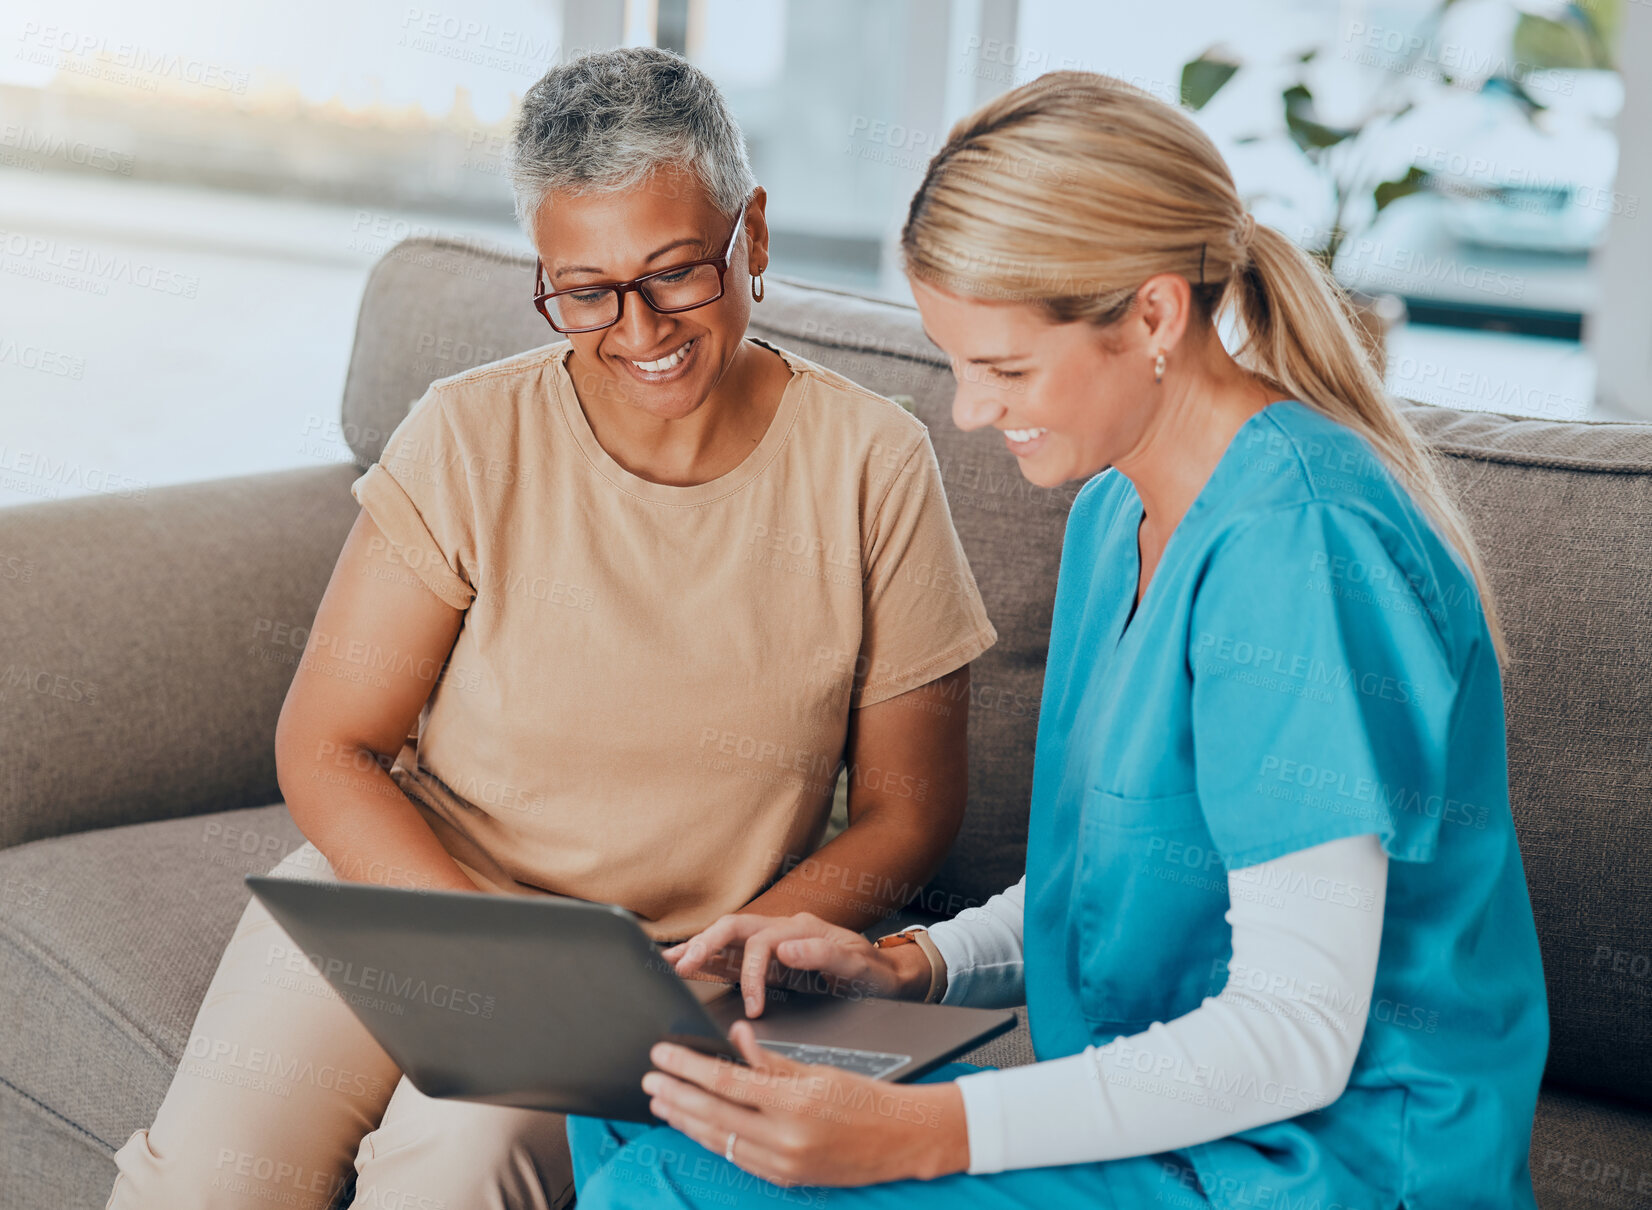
[106,46,995,1210]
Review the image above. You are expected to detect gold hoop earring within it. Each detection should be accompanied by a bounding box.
[750,273,765,302]
[1154,351,1166,384]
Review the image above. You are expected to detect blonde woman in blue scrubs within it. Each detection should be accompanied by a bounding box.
[567,72,1549,1209]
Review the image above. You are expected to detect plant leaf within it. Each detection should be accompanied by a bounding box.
[1283,83,1356,152]
[1180,52,1240,110]
[1511,11,1598,71]
[1373,166,1430,215]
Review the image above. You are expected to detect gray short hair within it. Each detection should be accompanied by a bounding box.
[508,46,756,228]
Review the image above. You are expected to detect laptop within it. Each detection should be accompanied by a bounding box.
[246,875,1017,1122]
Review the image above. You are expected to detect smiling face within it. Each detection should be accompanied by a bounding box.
[910,276,1173,489]
[531,165,767,421]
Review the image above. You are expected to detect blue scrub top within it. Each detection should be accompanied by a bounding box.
[1023,400,1548,1209]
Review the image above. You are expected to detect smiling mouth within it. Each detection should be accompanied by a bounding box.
[1002,427,1048,442]
[628,339,695,373]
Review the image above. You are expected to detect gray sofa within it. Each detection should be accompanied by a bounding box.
[2,236,1649,1210]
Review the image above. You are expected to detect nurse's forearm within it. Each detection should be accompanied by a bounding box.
[953,834,1388,1173]
[926,876,1028,1008]
[742,808,948,930]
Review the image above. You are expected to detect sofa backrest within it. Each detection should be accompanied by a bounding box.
[341,236,1652,1107]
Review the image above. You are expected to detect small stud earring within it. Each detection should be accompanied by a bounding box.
[1154,351,1166,384]
[750,273,765,302]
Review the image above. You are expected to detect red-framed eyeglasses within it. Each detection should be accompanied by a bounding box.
[532,198,750,334]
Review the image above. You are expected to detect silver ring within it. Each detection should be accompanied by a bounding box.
[724,1130,737,1163]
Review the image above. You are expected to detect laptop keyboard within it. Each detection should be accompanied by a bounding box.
[756,1040,911,1078]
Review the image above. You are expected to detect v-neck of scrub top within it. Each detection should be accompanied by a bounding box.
[1110,401,1286,651]
[550,337,804,507]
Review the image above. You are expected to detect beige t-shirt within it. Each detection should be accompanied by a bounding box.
[348,339,997,941]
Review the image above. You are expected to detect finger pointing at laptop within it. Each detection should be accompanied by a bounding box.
[662,911,936,1017]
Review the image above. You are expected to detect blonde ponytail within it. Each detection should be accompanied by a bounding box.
[902,71,1507,661]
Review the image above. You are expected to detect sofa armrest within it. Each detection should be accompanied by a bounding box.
[0,463,362,850]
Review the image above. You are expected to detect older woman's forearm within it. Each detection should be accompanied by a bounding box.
[276,733,478,894]
[743,806,955,928]
[744,666,973,926]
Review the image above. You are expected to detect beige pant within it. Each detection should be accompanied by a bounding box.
[106,841,574,1210]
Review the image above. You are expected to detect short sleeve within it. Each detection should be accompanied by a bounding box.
[853,434,998,707]
[349,387,478,610]
[1189,502,1459,868]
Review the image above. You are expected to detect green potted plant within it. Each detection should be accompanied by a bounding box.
[1178,0,1618,364]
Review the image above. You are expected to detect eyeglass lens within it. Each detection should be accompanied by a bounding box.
[548,263,723,330]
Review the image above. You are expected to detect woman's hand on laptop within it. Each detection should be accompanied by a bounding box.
[642,1019,970,1186]
[662,912,926,1018]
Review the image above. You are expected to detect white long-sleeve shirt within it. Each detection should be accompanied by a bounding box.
[916,833,1389,1173]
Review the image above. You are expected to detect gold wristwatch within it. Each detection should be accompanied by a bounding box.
[872,927,945,1004]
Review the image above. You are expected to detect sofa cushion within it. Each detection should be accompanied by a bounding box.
[0,465,362,850]
[0,803,305,1179]
[1529,1086,1652,1210]
[1400,408,1652,1107]
[0,1081,112,1210]
[337,238,1651,1107]
[958,1007,1033,1070]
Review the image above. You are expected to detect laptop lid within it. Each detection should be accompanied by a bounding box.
[248,874,737,1119]
[246,875,1015,1122]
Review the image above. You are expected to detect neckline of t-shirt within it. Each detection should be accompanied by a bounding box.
[548,338,805,507]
